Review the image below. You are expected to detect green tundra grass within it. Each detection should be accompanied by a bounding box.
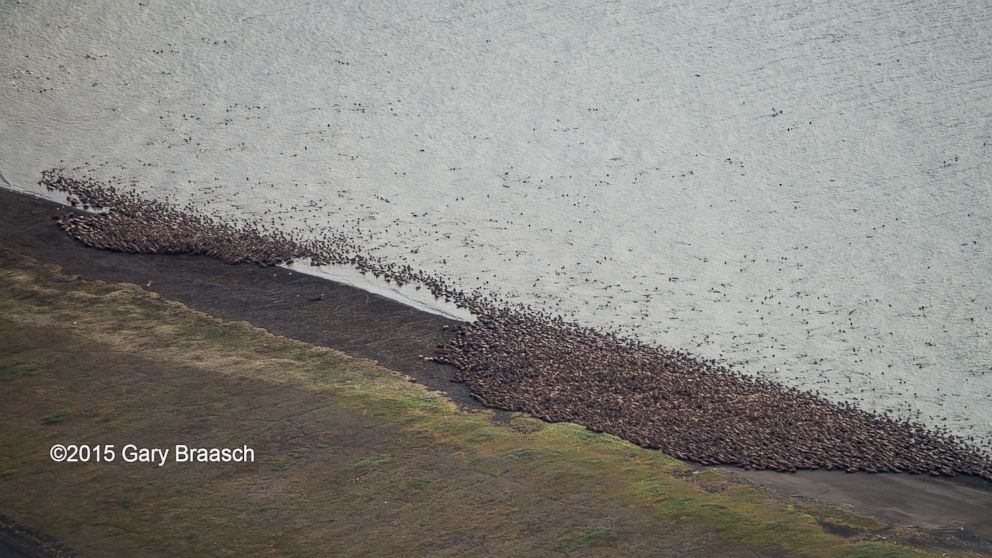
[0,249,968,557]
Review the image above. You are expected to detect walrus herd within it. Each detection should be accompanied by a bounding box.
[41,169,992,480]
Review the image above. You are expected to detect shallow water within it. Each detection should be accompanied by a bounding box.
[2,0,990,446]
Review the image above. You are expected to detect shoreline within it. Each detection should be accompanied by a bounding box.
[0,186,481,408]
[6,248,981,556]
[281,259,475,322]
[35,174,992,478]
[2,186,992,544]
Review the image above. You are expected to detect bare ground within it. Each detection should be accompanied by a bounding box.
[1,188,990,556]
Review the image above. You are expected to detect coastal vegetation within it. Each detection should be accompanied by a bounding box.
[0,250,969,556]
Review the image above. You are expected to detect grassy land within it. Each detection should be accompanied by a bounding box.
[0,249,966,557]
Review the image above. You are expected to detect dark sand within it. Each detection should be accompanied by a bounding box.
[0,514,75,558]
[1,187,991,548]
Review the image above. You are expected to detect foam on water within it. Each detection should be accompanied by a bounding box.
[2,0,990,446]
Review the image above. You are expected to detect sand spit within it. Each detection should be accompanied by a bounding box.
[40,170,992,480]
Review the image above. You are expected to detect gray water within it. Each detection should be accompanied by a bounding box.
[2,0,990,447]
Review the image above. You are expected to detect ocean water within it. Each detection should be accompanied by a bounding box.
[2,0,990,446]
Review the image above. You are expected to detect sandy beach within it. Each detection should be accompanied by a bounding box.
[33,172,992,480]
[2,187,992,556]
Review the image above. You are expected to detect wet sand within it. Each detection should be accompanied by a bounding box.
[1,187,991,546]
